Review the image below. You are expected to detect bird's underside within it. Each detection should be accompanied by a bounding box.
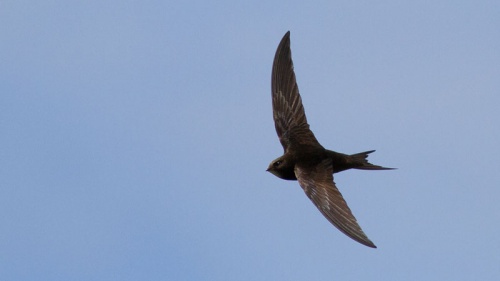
[267,31,394,248]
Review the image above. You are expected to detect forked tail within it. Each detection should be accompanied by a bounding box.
[350,150,395,170]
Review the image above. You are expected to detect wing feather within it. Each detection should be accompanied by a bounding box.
[271,32,320,151]
[295,158,377,248]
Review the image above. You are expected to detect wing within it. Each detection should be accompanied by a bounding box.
[272,31,320,152]
[295,158,377,248]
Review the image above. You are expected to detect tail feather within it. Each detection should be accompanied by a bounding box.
[350,150,395,170]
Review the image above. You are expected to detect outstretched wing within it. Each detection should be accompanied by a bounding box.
[272,31,320,152]
[295,158,377,248]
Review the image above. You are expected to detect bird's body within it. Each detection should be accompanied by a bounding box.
[267,31,394,248]
[268,149,387,181]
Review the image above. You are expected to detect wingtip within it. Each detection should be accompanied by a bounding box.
[280,31,290,43]
[354,236,377,248]
[354,235,377,248]
[366,242,377,249]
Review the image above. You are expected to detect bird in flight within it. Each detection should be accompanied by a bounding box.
[267,31,394,248]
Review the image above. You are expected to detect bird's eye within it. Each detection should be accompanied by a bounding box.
[273,160,282,167]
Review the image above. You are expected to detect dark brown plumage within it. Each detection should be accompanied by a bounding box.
[267,31,394,248]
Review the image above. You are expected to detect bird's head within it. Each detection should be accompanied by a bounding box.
[266,156,296,180]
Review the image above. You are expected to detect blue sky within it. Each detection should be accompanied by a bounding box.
[1,1,499,280]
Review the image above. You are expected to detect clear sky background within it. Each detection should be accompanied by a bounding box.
[1,1,499,280]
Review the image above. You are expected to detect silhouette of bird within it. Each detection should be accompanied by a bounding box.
[267,31,394,248]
